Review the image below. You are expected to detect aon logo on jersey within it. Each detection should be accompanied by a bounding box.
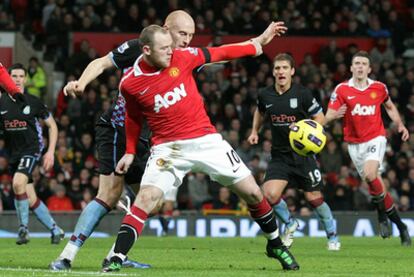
[351,104,375,116]
[154,83,187,113]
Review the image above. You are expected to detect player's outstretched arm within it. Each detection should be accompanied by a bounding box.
[324,105,346,126]
[383,98,409,141]
[43,115,58,171]
[248,108,264,145]
[64,55,114,98]
[0,63,21,96]
[207,21,287,63]
[311,112,325,125]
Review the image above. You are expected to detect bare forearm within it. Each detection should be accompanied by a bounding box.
[46,119,58,153]
[252,109,263,133]
[386,105,404,126]
[78,55,113,88]
[323,109,337,126]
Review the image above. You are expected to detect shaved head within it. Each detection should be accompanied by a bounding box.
[163,10,195,48]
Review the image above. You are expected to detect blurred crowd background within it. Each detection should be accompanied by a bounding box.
[1,0,414,215]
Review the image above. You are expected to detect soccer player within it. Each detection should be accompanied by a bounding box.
[0,63,64,245]
[325,50,411,246]
[103,23,299,273]
[247,53,340,250]
[50,10,196,270]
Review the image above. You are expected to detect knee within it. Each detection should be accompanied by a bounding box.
[12,181,26,194]
[363,171,377,183]
[96,180,123,208]
[244,186,265,205]
[137,186,163,207]
[262,187,282,205]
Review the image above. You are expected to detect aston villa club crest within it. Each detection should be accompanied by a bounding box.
[290,98,298,109]
[22,105,30,115]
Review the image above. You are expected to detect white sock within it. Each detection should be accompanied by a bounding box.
[59,242,80,262]
[264,228,279,240]
[105,243,116,260]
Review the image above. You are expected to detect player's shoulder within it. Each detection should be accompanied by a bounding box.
[333,80,350,94]
[370,80,387,91]
[174,47,201,58]
[292,83,310,94]
[258,86,274,97]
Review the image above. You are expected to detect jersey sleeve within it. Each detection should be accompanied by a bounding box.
[109,39,141,69]
[121,86,143,155]
[328,85,345,110]
[381,82,390,103]
[175,47,209,70]
[302,88,322,116]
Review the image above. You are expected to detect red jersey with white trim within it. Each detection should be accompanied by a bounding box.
[328,78,389,143]
[120,48,216,146]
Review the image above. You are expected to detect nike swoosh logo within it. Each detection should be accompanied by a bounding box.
[265,104,273,108]
[0,111,8,115]
[232,166,241,173]
[347,96,356,99]
[139,87,150,95]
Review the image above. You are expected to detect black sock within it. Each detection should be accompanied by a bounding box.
[252,210,283,247]
[386,207,406,231]
[113,224,137,257]
[372,194,387,222]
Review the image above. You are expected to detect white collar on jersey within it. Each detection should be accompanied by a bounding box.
[133,54,162,77]
[347,77,374,91]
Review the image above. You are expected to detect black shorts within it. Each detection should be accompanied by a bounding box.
[264,151,324,192]
[95,124,149,185]
[9,153,41,183]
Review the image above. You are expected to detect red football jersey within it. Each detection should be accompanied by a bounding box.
[328,78,389,143]
[120,48,217,147]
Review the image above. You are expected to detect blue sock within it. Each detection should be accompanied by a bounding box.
[69,199,110,247]
[272,199,291,225]
[32,199,57,232]
[314,202,336,238]
[14,197,29,227]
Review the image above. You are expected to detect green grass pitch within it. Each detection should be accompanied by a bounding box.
[0,236,412,276]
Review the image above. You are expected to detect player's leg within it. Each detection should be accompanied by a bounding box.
[50,125,124,270]
[103,141,188,272]
[363,160,391,238]
[158,188,178,236]
[11,154,39,245]
[26,183,64,244]
[102,159,152,269]
[204,135,298,270]
[230,175,299,270]
[103,185,164,272]
[377,177,411,246]
[304,191,340,250]
[12,172,30,245]
[262,158,298,247]
[297,156,339,250]
[49,174,120,270]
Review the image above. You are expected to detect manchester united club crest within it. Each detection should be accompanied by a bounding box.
[370,91,377,99]
[169,67,180,78]
[156,158,166,167]
[290,98,298,109]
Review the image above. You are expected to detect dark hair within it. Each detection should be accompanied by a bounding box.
[273,53,295,68]
[351,50,371,64]
[8,63,26,75]
[139,24,169,49]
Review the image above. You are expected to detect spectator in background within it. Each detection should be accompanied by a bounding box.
[187,173,212,210]
[26,57,47,99]
[320,140,343,174]
[47,184,74,211]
